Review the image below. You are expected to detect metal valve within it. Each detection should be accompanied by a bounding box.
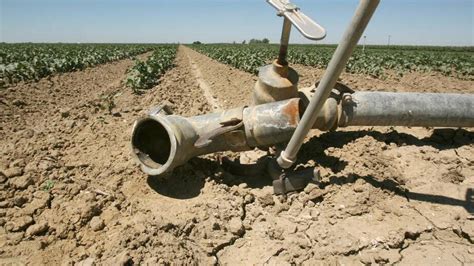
[252,0,327,106]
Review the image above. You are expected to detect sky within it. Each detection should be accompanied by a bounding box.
[1,0,473,46]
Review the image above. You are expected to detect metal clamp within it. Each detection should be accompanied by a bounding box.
[149,103,173,116]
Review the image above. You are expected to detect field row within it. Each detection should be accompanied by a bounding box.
[0,43,156,87]
[190,44,474,79]
[2,43,472,89]
[125,45,177,92]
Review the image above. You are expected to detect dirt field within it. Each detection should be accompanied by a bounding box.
[0,45,473,265]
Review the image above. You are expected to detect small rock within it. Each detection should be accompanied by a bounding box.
[259,192,274,207]
[0,173,6,183]
[310,209,320,219]
[24,161,37,173]
[5,215,34,232]
[306,188,327,202]
[112,112,122,117]
[12,99,27,107]
[238,183,248,189]
[37,160,55,171]
[89,216,105,231]
[65,120,76,129]
[353,185,364,193]
[274,203,290,214]
[3,167,23,178]
[404,229,420,240]
[13,196,28,207]
[353,178,366,193]
[80,204,100,222]
[228,217,244,236]
[0,201,8,208]
[7,232,25,245]
[306,200,315,208]
[26,222,49,237]
[359,253,373,265]
[212,222,221,231]
[10,174,33,189]
[244,194,254,204]
[60,109,70,118]
[304,183,319,194]
[115,251,132,266]
[374,255,389,264]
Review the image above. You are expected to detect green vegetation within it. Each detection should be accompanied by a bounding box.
[43,179,54,191]
[0,43,155,87]
[125,45,177,93]
[190,44,473,79]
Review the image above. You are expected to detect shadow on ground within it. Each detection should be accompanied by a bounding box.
[322,173,474,215]
[147,128,473,212]
[297,128,473,173]
[306,128,473,151]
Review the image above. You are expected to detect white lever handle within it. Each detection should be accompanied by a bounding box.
[267,0,326,40]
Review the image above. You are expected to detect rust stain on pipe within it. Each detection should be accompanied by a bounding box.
[281,98,300,126]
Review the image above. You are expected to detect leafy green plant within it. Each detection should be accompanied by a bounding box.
[125,46,177,92]
[43,179,54,191]
[0,43,156,87]
[189,44,473,80]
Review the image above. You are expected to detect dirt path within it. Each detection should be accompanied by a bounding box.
[0,46,473,265]
[185,50,223,112]
[182,46,255,109]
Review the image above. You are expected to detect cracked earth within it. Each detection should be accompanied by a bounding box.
[0,45,473,265]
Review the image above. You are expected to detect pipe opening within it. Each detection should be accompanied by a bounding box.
[132,118,172,170]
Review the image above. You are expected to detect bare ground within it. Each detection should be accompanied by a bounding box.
[0,45,473,265]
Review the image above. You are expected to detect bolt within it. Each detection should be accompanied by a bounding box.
[342,94,352,105]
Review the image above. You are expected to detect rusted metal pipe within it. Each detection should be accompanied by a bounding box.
[132,99,302,176]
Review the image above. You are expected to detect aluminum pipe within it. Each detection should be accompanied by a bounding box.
[132,91,473,176]
[340,92,474,128]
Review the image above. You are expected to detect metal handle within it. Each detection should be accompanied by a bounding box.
[267,0,326,40]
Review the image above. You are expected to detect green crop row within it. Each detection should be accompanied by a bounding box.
[125,45,177,93]
[190,44,473,79]
[0,43,156,88]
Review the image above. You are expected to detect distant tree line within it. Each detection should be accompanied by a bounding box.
[192,38,271,45]
[248,38,270,44]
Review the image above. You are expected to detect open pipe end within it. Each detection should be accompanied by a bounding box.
[131,115,177,176]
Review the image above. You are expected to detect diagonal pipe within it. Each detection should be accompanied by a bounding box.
[277,0,380,168]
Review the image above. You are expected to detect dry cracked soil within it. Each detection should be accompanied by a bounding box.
[0,45,473,265]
